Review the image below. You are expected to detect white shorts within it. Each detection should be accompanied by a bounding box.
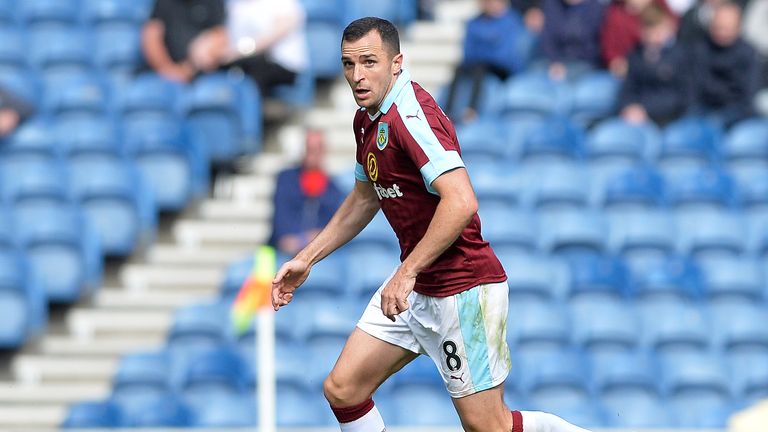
[357,278,512,398]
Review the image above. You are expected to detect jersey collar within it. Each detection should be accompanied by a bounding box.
[360,69,411,117]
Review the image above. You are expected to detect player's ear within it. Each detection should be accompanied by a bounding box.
[391,52,404,75]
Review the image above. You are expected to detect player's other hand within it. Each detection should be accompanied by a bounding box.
[381,268,416,322]
[271,258,311,311]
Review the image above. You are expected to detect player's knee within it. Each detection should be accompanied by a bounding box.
[323,373,365,407]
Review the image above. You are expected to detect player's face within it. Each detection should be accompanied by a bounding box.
[341,30,403,114]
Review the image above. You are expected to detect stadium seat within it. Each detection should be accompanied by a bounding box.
[122,118,208,210]
[520,116,584,161]
[499,254,568,300]
[607,209,675,260]
[440,72,506,122]
[271,64,316,108]
[302,0,343,24]
[57,116,120,156]
[676,209,747,258]
[4,118,57,159]
[699,256,764,302]
[584,117,660,162]
[277,383,328,426]
[61,400,121,429]
[112,351,170,398]
[93,26,141,81]
[0,156,68,204]
[82,0,146,29]
[590,350,659,397]
[665,166,739,210]
[390,384,460,426]
[0,247,46,345]
[0,0,17,25]
[566,254,629,299]
[391,354,444,388]
[503,72,571,118]
[116,394,192,428]
[601,392,675,428]
[456,119,510,161]
[662,353,731,396]
[530,396,605,428]
[723,118,768,162]
[18,0,80,29]
[729,164,768,210]
[508,299,570,350]
[628,255,702,300]
[305,23,342,79]
[183,73,262,163]
[68,155,157,257]
[570,297,638,352]
[710,301,768,355]
[12,200,102,303]
[0,27,28,74]
[569,71,619,126]
[538,209,606,255]
[529,161,589,209]
[349,211,398,250]
[307,334,347,388]
[640,301,710,358]
[297,251,347,299]
[118,73,183,121]
[0,68,41,108]
[343,0,417,25]
[28,27,93,81]
[601,165,665,209]
[181,346,248,408]
[345,243,400,299]
[729,354,768,403]
[43,75,111,119]
[525,349,590,405]
[501,116,545,160]
[190,393,257,427]
[168,302,229,352]
[671,397,735,428]
[479,204,538,252]
[659,116,721,165]
[469,164,522,208]
[305,298,359,340]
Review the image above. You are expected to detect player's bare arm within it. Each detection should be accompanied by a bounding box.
[272,180,380,310]
[380,168,478,320]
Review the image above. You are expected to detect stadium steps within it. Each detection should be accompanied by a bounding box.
[0,383,108,405]
[13,356,115,385]
[119,264,223,292]
[0,405,66,429]
[40,335,164,358]
[173,220,270,248]
[147,244,254,267]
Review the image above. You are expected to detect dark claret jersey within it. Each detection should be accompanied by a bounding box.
[353,69,506,297]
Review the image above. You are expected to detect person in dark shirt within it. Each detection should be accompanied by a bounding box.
[540,0,605,80]
[690,1,760,126]
[141,0,226,82]
[268,129,344,255]
[444,0,528,123]
[618,5,690,125]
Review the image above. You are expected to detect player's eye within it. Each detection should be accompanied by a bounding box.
[364,60,375,66]
[342,60,353,68]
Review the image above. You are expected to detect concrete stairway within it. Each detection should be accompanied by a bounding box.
[0,1,476,430]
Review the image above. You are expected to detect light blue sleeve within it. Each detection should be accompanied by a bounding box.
[354,162,368,182]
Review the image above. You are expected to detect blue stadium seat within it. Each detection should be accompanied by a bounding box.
[601,392,674,428]
[520,116,584,161]
[390,384,460,426]
[112,351,170,399]
[305,23,342,79]
[298,251,347,298]
[607,209,675,259]
[0,27,28,73]
[44,75,111,120]
[530,161,589,209]
[590,350,659,397]
[168,302,228,352]
[12,200,102,303]
[94,26,141,81]
[503,116,545,159]
[0,247,46,346]
[570,297,638,352]
[728,354,768,403]
[29,27,93,80]
[699,256,764,301]
[601,165,665,209]
[662,352,731,395]
[392,354,443,389]
[628,255,702,300]
[539,209,606,255]
[0,157,68,204]
[665,166,739,210]
[729,164,768,209]
[525,349,590,405]
[585,117,660,162]
[181,346,248,408]
[640,301,710,358]
[479,204,537,252]
[306,298,359,340]
[499,254,568,300]
[530,397,605,428]
[4,118,57,159]
[219,255,254,302]
[671,397,735,428]
[82,0,146,29]
[183,73,262,163]
[723,118,768,162]
[508,300,570,350]
[277,383,328,426]
[302,0,343,24]
[0,68,41,107]
[470,165,522,208]
[345,243,400,299]
[566,254,629,299]
[343,0,417,25]
[116,394,192,428]
[271,63,316,108]
[503,72,571,118]
[68,155,157,257]
[440,72,506,122]
[57,116,120,156]
[61,400,121,429]
[18,0,80,29]
[0,0,17,25]
[659,117,721,165]
[569,71,619,126]
[307,335,347,386]
[710,302,768,360]
[456,119,510,161]
[118,73,183,120]
[190,393,257,427]
[676,209,747,258]
[349,211,398,250]
[122,118,208,210]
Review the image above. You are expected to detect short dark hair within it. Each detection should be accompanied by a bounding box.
[342,17,400,55]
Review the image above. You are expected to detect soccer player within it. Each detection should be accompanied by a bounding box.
[272,17,592,432]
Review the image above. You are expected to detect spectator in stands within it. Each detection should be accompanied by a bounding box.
[268,129,344,255]
[677,0,727,44]
[444,0,527,123]
[744,0,768,60]
[511,0,545,31]
[141,0,227,83]
[690,1,760,126]
[219,0,308,94]
[0,87,34,138]
[601,0,677,77]
[618,5,690,125]
[540,0,606,80]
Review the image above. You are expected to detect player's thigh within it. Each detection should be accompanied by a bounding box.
[452,383,513,432]
[325,327,418,404]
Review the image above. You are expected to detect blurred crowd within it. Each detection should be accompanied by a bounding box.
[448,0,766,128]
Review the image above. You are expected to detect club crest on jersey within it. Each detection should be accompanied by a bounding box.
[366,152,378,181]
[377,122,389,150]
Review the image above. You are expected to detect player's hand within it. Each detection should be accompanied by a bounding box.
[271,258,311,311]
[380,268,416,322]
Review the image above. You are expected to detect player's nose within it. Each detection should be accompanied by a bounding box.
[353,64,365,82]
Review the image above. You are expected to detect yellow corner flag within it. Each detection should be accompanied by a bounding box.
[231,245,276,335]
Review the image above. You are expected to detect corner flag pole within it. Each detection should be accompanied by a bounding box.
[231,246,277,432]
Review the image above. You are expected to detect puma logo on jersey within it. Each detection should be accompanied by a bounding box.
[373,183,403,200]
[405,109,421,121]
[449,373,465,383]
